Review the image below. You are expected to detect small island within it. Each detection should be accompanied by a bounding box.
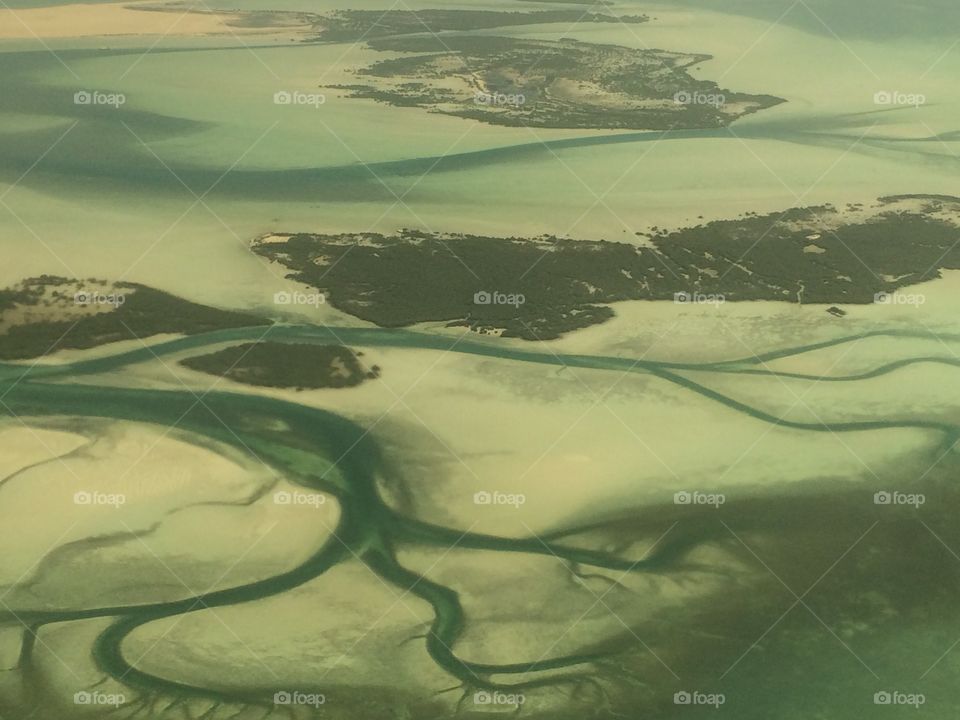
[309,9,647,42]
[330,35,784,130]
[0,277,270,361]
[253,195,960,340]
[180,342,379,390]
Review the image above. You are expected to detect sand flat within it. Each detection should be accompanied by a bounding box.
[0,2,305,40]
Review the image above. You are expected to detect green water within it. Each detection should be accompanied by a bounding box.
[1,0,959,302]
[1,325,958,717]
[2,2,960,717]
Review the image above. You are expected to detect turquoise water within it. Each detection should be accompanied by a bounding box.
[1,0,958,300]
[2,3,960,717]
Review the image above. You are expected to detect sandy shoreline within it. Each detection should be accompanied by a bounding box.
[0,2,310,40]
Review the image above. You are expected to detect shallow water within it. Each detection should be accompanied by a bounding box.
[2,2,960,717]
[1,0,958,306]
[2,324,959,718]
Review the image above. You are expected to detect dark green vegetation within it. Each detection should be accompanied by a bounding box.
[180,341,378,389]
[0,286,36,312]
[879,193,960,205]
[222,9,316,30]
[331,35,783,130]
[253,198,960,339]
[310,9,646,42]
[653,201,960,304]
[0,277,270,360]
[254,231,619,340]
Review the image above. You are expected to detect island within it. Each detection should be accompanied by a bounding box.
[180,342,379,390]
[0,277,270,360]
[309,9,648,42]
[252,195,960,340]
[330,35,785,130]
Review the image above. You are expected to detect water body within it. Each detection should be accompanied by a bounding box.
[1,0,958,302]
[2,325,959,718]
[662,0,960,39]
[2,2,960,717]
